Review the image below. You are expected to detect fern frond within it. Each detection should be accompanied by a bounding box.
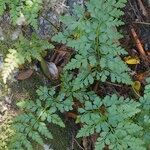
[0,0,43,28]
[137,78,150,148]
[0,0,6,15]
[2,35,54,83]
[76,94,145,150]
[10,86,65,149]
[0,115,14,150]
[2,49,24,83]
[52,0,132,88]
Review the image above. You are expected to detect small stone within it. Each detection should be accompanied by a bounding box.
[66,0,84,9]
[0,102,7,113]
[11,29,21,40]
[0,27,4,41]
[48,62,59,79]
[5,95,12,104]
[0,54,3,69]
[16,13,26,26]
[43,144,54,150]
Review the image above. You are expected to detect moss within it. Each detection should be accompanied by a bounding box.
[10,72,46,102]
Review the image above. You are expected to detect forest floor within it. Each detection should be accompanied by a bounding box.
[0,0,150,150]
[122,0,150,77]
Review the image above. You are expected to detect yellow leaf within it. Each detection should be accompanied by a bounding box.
[132,81,141,92]
[132,81,141,98]
[124,56,140,64]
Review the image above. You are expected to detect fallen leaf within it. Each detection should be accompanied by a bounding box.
[47,62,59,79]
[132,81,141,91]
[66,112,77,119]
[40,58,58,80]
[40,58,51,79]
[17,69,33,80]
[124,56,140,64]
[132,81,141,97]
[135,71,150,83]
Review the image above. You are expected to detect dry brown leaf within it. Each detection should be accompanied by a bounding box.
[135,71,150,82]
[66,112,77,119]
[17,69,33,80]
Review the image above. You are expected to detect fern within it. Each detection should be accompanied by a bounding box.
[0,114,14,150]
[2,34,54,83]
[52,1,149,149]
[136,77,150,148]
[6,0,150,149]
[0,0,43,28]
[2,49,24,83]
[76,94,145,150]
[52,0,132,91]
[0,0,6,15]
[10,86,65,150]
[10,76,86,149]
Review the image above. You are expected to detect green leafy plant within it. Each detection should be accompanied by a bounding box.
[2,34,54,83]
[11,78,150,149]
[0,114,14,150]
[0,0,43,28]
[76,94,144,150]
[136,77,150,148]
[10,86,65,150]
[7,0,150,150]
[52,0,132,91]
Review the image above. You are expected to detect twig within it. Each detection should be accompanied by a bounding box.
[54,83,61,88]
[130,27,150,67]
[41,15,60,32]
[130,27,146,56]
[134,21,150,25]
[93,82,99,92]
[73,137,84,150]
[128,0,142,21]
[137,0,148,17]
[105,81,122,87]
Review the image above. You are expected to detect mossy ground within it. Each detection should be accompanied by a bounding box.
[1,70,79,150]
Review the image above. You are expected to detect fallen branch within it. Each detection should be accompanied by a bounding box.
[130,27,150,66]
[134,21,150,26]
[130,27,147,56]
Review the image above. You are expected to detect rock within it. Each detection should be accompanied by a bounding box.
[47,62,59,79]
[43,0,68,14]
[43,144,53,150]
[0,27,4,41]
[66,0,84,9]
[4,95,12,104]
[11,28,21,40]
[0,101,7,114]
[36,0,67,38]
[37,10,60,38]
[16,13,26,26]
[0,54,3,71]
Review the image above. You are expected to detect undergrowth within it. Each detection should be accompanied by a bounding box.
[1,34,53,83]
[0,0,150,150]
[0,113,14,150]
[0,0,43,28]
